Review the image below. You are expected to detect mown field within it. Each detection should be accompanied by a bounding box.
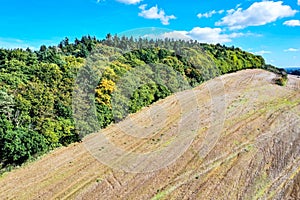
[0,69,299,199]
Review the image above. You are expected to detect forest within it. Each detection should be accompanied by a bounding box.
[0,34,286,171]
[287,68,300,76]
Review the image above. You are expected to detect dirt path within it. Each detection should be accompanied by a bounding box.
[0,69,299,200]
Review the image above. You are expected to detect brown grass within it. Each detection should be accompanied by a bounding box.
[0,69,299,200]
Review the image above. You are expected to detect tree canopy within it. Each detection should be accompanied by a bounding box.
[0,34,285,171]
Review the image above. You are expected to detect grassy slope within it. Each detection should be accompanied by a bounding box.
[0,69,299,199]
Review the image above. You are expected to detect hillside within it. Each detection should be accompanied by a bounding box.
[1,36,285,170]
[0,69,299,199]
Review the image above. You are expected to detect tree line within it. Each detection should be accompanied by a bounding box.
[0,34,285,171]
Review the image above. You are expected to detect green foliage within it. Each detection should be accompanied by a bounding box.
[0,115,48,166]
[96,103,113,128]
[0,90,15,118]
[0,34,285,169]
[129,83,171,113]
[263,65,288,86]
[274,77,287,86]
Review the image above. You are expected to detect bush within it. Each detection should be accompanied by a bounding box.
[275,77,287,86]
[0,116,48,166]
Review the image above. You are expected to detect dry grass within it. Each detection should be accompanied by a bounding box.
[0,69,299,200]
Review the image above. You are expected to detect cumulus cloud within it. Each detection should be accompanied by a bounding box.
[160,31,191,40]
[298,0,300,6]
[255,50,271,55]
[226,9,236,14]
[197,10,224,18]
[283,20,300,26]
[186,27,232,43]
[116,0,141,4]
[235,4,242,9]
[138,4,176,25]
[284,48,299,52]
[216,1,297,29]
[143,27,254,44]
[143,31,191,41]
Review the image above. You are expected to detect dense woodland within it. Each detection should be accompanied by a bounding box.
[0,34,286,171]
[288,69,300,76]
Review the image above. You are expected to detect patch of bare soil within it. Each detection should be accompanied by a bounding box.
[0,69,299,200]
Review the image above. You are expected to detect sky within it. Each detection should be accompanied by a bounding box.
[0,0,300,67]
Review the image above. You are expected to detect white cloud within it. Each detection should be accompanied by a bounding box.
[0,38,36,49]
[186,27,231,43]
[283,20,300,26]
[216,1,298,29]
[143,31,191,41]
[197,10,224,18]
[143,27,255,44]
[138,4,176,25]
[116,0,141,4]
[298,0,300,6]
[284,48,299,52]
[236,4,242,9]
[226,9,236,14]
[255,50,271,55]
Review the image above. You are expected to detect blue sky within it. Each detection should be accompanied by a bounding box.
[0,0,299,67]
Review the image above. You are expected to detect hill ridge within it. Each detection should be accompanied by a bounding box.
[0,69,299,199]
